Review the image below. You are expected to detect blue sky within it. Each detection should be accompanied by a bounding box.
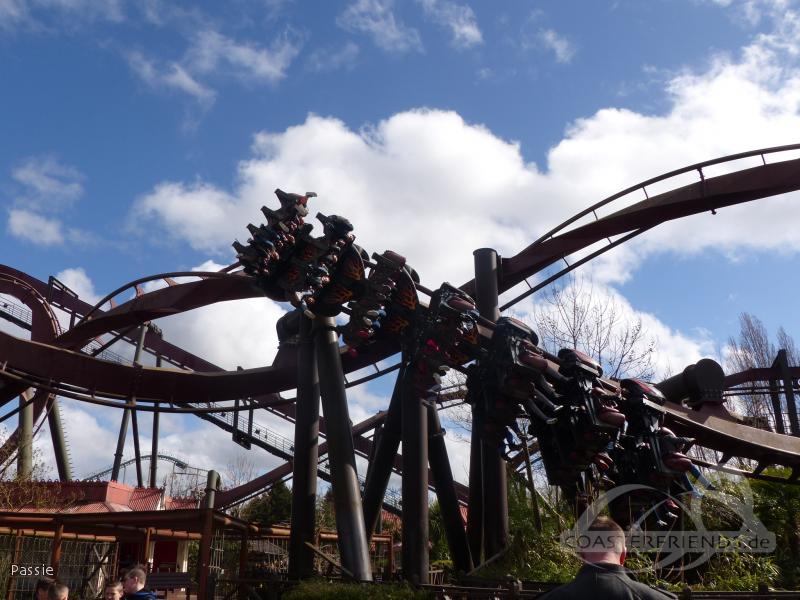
[2,0,800,482]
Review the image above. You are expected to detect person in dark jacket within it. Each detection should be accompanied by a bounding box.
[122,568,156,600]
[540,517,676,599]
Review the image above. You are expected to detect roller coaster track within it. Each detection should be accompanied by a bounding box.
[0,278,409,511]
[83,453,202,480]
[1,144,800,506]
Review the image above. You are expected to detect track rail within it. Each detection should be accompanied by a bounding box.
[0,144,799,505]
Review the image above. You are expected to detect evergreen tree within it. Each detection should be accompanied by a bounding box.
[242,479,292,527]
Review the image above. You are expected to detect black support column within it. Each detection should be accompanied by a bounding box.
[401,369,429,584]
[427,403,473,573]
[111,325,147,482]
[314,316,372,581]
[289,314,321,579]
[149,355,162,489]
[473,248,509,560]
[777,349,800,437]
[466,391,483,563]
[362,366,404,538]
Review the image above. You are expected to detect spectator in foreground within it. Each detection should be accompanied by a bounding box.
[34,578,54,600]
[103,581,123,600]
[540,516,677,599]
[47,582,68,600]
[122,568,156,600]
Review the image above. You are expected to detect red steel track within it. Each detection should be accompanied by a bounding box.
[1,144,800,497]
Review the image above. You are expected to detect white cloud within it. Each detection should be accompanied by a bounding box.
[127,16,800,287]
[537,28,575,64]
[126,2,800,371]
[7,209,63,245]
[6,208,95,247]
[151,296,285,370]
[132,182,240,253]
[4,156,95,246]
[35,0,123,21]
[55,267,100,304]
[704,0,794,25]
[0,0,123,29]
[127,51,216,106]
[306,41,360,72]
[0,0,28,29]
[337,0,423,54]
[417,0,482,48]
[186,29,301,85]
[126,29,301,116]
[122,259,286,370]
[132,110,533,286]
[11,156,84,210]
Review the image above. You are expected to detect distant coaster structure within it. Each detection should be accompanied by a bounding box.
[2,144,800,585]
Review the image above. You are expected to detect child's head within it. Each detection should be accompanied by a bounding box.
[104,581,123,600]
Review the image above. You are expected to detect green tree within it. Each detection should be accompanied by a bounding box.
[478,470,581,583]
[428,500,449,562]
[316,487,336,530]
[751,468,800,588]
[242,479,292,527]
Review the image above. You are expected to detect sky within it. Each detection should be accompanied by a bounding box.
[2,0,800,488]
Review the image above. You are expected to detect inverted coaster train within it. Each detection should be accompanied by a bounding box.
[1,144,800,584]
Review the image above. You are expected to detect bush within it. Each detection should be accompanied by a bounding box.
[283,581,433,600]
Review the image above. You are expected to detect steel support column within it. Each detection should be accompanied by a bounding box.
[131,410,144,487]
[314,316,372,581]
[768,379,786,435]
[111,408,130,482]
[198,471,219,600]
[427,403,472,573]
[48,399,72,481]
[401,368,429,584]
[288,314,321,580]
[111,325,146,482]
[473,248,508,559]
[362,366,404,538]
[466,395,483,563]
[150,357,161,489]
[521,436,542,533]
[777,349,800,437]
[17,391,33,479]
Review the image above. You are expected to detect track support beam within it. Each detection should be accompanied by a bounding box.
[112,325,146,482]
[401,368,429,584]
[314,316,372,581]
[427,403,472,573]
[289,314,321,579]
[473,248,508,559]
[362,364,404,538]
[17,391,33,479]
[150,356,161,488]
[48,399,72,481]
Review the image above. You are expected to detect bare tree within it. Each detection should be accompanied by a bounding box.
[222,453,257,490]
[726,312,798,425]
[531,274,656,380]
[442,274,658,440]
[221,453,256,517]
